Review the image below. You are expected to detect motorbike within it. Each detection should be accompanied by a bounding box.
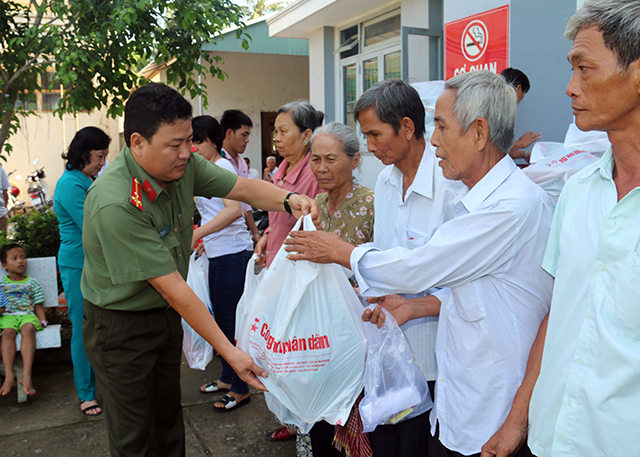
[26,159,53,212]
[6,169,25,216]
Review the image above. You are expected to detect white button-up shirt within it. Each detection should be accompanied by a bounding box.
[529,148,640,457]
[365,148,459,418]
[352,155,554,455]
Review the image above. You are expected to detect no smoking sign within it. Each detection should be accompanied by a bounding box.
[462,20,488,61]
[445,5,509,79]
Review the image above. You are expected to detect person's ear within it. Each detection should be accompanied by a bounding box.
[629,59,640,96]
[302,129,313,145]
[352,152,361,170]
[400,117,416,141]
[225,129,234,140]
[130,133,146,157]
[473,118,490,150]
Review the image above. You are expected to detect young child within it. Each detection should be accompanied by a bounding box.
[0,243,46,397]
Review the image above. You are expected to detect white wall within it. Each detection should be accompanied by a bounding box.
[166,51,310,174]
[4,111,120,201]
[401,0,430,28]
[444,0,509,23]
[309,27,327,113]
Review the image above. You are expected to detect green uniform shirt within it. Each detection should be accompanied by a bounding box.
[81,146,238,311]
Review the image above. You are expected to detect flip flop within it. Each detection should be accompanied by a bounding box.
[80,400,102,417]
[199,380,230,394]
[213,394,251,412]
[267,426,296,441]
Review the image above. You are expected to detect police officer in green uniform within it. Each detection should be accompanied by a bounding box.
[81,82,318,457]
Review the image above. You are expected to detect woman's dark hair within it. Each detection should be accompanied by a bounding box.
[62,126,111,171]
[192,115,223,153]
[278,100,324,133]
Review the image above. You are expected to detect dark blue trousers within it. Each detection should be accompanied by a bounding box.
[208,250,252,395]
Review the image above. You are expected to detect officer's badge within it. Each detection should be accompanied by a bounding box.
[142,179,157,202]
[130,178,143,211]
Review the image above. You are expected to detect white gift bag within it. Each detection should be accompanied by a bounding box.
[235,253,265,339]
[182,252,214,370]
[359,303,432,432]
[237,215,367,433]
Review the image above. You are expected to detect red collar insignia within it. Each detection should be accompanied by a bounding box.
[130,178,143,211]
[142,179,157,202]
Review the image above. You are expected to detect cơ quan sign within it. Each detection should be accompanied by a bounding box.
[445,5,509,79]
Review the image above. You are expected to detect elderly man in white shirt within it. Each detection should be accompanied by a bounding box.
[482,2,640,457]
[293,79,458,457]
[286,71,553,457]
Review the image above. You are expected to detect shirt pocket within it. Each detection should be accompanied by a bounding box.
[605,252,640,339]
[406,228,430,249]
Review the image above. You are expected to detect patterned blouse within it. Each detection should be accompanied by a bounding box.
[315,183,374,245]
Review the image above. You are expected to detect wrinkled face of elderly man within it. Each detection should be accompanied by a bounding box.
[567,26,640,133]
[431,89,485,186]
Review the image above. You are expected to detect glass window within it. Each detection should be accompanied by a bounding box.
[42,93,61,111]
[384,51,402,80]
[364,13,401,47]
[363,58,378,93]
[340,26,359,59]
[15,93,38,111]
[344,64,357,131]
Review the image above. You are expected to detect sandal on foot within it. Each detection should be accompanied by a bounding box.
[267,426,296,441]
[200,380,229,394]
[80,400,102,417]
[213,394,250,412]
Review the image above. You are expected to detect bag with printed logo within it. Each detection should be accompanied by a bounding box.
[236,215,367,433]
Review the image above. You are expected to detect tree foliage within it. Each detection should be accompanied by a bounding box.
[244,0,289,19]
[0,0,248,157]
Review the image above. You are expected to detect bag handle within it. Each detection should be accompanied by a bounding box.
[290,214,317,233]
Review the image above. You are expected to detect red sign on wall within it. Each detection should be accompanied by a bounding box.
[444,5,509,80]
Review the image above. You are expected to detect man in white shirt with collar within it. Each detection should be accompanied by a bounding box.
[220,109,260,243]
[482,2,640,456]
[287,71,553,457]
[290,79,459,457]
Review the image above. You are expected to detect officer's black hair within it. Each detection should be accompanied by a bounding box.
[62,126,111,171]
[123,82,193,148]
[0,243,26,265]
[500,68,531,93]
[220,110,253,137]
[192,116,224,153]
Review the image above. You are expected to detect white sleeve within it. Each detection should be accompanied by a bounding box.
[351,206,522,297]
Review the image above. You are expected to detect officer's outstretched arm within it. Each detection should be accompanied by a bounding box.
[148,271,268,391]
[225,176,320,226]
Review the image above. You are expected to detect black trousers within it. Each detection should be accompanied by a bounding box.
[429,422,536,457]
[369,380,436,457]
[83,300,185,457]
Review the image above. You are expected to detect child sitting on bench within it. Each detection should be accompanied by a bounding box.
[0,243,47,397]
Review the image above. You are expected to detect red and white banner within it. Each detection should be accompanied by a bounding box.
[445,5,509,79]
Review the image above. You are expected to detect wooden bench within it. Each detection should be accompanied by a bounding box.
[0,256,60,403]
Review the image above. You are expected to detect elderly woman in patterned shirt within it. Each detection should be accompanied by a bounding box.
[307,122,375,457]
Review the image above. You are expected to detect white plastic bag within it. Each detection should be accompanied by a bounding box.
[524,142,602,201]
[182,252,214,370]
[358,303,432,432]
[235,253,265,339]
[236,215,367,433]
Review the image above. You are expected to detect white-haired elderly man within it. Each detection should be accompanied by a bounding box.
[483,1,640,457]
[286,70,554,457]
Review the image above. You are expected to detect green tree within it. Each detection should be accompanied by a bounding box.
[244,0,288,19]
[0,0,248,157]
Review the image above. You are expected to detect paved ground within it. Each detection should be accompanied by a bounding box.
[0,340,296,456]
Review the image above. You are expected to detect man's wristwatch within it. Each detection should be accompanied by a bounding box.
[283,192,298,215]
